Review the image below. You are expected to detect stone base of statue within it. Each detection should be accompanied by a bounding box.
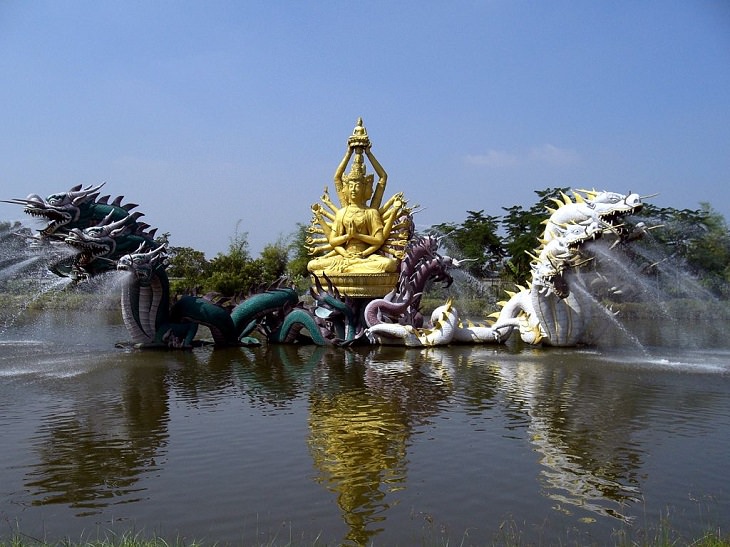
[311,272,400,298]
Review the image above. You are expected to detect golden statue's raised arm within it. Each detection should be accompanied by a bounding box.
[365,147,387,210]
[333,147,354,208]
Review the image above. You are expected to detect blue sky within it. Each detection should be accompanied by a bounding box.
[1,1,729,258]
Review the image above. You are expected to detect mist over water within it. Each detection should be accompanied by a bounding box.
[0,222,121,330]
[427,230,504,317]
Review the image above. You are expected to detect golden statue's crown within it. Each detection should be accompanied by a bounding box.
[346,153,374,185]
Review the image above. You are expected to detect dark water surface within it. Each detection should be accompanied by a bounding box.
[1,310,729,545]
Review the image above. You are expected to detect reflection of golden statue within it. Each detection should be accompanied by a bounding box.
[307,119,412,295]
[307,349,453,545]
[308,390,408,546]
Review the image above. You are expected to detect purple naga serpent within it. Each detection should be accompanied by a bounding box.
[364,235,456,329]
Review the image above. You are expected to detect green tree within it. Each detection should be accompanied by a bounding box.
[166,246,210,294]
[286,222,312,282]
[257,239,289,283]
[641,202,730,297]
[204,224,258,296]
[686,204,730,292]
[430,210,504,277]
[201,225,296,296]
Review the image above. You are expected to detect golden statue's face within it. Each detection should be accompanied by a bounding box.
[348,178,369,204]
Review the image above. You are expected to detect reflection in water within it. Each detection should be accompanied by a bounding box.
[231,344,323,405]
[307,347,452,546]
[497,355,646,522]
[434,345,504,413]
[3,312,728,545]
[161,344,321,409]
[25,361,169,513]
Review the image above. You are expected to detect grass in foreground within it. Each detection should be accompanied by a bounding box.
[1,525,730,547]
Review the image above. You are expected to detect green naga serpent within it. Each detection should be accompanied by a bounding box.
[58,209,326,347]
[116,244,300,348]
[5,183,321,347]
[5,185,370,348]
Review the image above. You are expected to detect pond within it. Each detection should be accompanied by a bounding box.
[1,309,729,546]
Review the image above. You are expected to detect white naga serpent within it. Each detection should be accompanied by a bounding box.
[367,189,649,348]
[366,299,518,347]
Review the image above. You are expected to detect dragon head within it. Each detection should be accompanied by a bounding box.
[531,258,571,299]
[556,220,603,248]
[117,244,168,285]
[63,211,146,279]
[427,254,456,287]
[532,221,601,298]
[590,191,644,235]
[2,183,105,238]
[398,236,455,291]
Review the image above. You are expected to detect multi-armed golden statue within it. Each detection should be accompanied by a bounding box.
[307,118,412,297]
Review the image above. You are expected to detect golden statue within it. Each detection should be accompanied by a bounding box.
[307,119,411,296]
